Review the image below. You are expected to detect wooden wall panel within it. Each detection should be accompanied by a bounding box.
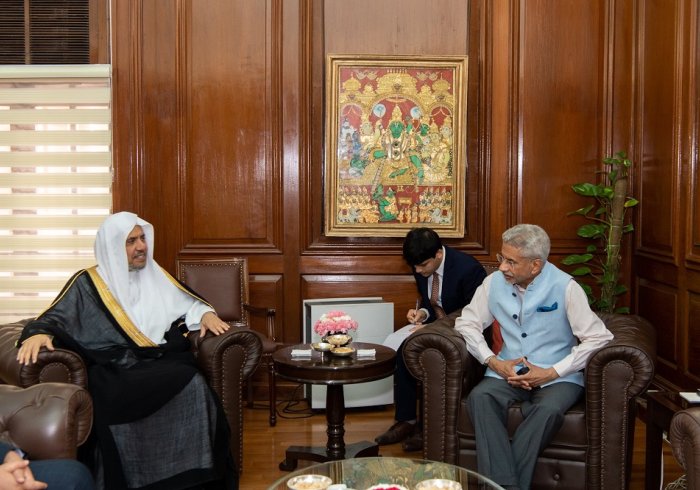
[139,1,180,260]
[517,0,606,247]
[637,0,679,258]
[631,0,699,391]
[637,279,678,374]
[323,1,469,55]
[687,290,700,381]
[691,0,700,265]
[184,0,279,250]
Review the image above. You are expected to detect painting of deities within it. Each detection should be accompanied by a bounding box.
[325,56,467,237]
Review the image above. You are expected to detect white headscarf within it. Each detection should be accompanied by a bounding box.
[94,212,195,343]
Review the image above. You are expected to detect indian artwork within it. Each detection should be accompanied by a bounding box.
[325,57,467,237]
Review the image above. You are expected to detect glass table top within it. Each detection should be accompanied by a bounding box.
[268,457,504,490]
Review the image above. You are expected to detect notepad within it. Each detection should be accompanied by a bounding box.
[356,348,376,358]
[291,349,312,357]
[679,391,700,403]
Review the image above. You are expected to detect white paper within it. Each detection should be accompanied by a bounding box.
[356,349,376,358]
[679,391,700,403]
[291,349,312,357]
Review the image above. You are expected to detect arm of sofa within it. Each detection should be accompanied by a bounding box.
[670,407,700,490]
[584,313,657,490]
[189,327,262,474]
[403,321,483,465]
[0,323,88,388]
[0,383,92,460]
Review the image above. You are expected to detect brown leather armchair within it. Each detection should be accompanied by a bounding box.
[0,382,92,460]
[403,313,656,490]
[670,406,700,490]
[0,319,262,473]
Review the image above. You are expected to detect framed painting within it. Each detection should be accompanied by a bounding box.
[324,54,468,237]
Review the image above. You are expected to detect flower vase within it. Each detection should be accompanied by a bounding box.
[323,333,352,347]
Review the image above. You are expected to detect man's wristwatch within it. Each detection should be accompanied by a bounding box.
[484,355,495,367]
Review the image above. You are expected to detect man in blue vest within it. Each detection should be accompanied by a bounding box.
[455,224,613,490]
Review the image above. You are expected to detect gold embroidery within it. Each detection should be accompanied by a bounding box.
[86,267,157,347]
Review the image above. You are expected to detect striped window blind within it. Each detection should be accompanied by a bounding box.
[0,64,111,323]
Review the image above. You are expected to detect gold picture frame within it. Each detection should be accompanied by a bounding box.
[324,54,468,237]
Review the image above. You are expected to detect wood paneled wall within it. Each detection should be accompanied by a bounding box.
[110,0,700,390]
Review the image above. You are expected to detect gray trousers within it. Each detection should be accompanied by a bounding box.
[466,377,583,490]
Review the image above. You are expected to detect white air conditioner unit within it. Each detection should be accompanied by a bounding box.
[302,297,395,409]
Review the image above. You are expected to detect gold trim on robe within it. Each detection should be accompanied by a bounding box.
[86,266,158,347]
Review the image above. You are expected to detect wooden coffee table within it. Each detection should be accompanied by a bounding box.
[272,342,396,470]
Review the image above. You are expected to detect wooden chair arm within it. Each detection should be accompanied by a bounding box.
[243,303,277,342]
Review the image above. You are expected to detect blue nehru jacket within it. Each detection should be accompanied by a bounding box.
[486,261,583,387]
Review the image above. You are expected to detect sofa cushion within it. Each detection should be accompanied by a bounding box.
[458,398,588,451]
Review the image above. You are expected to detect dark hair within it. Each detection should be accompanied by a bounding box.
[402,227,442,266]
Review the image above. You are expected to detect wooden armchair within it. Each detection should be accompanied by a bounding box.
[0,319,262,473]
[177,257,282,426]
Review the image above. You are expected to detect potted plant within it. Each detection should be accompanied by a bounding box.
[561,151,639,313]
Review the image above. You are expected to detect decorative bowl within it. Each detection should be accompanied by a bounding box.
[325,334,352,346]
[311,342,333,352]
[286,474,333,490]
[330,346,355,357]
[415,479,462,490]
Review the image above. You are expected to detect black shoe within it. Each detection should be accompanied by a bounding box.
[374,421,415,445]
[401,431,423,452]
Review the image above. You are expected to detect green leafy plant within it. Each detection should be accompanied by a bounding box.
[561,151,639,313]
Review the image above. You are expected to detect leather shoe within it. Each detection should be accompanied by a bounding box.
[374,421,415,445]
[401,431,423,452]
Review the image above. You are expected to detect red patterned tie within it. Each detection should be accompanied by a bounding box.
[430,272,446,319]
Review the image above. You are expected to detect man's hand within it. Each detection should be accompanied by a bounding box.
[406,309,427,325]
[199,311,231,337]
[507,358,559,390]
[1,450,48,489]
[16,334,54,366]
[487,356,523,380]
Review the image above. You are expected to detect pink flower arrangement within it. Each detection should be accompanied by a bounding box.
[313,310,358,337]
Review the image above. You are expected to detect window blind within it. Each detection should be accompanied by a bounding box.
[0,64,111,323]
[0,0,91,65]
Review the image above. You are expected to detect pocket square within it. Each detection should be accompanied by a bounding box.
[537,302,558,312]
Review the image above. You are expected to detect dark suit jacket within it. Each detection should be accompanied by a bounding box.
[414,245,487,323]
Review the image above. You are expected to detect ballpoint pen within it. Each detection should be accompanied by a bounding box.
[413,298,421,324]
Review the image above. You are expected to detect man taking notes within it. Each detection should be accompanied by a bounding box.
[376,227,486,452]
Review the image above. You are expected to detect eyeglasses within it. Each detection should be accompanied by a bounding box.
[496,253,516,268]
[496,253,537,268]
